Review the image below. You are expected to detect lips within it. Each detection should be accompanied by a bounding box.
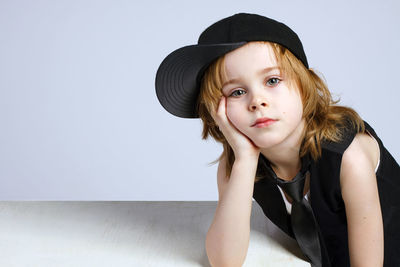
[251,117,277,127]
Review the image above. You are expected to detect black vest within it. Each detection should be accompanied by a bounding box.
[253,121,400,267]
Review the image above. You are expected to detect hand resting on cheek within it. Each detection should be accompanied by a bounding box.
[210,96,260,160]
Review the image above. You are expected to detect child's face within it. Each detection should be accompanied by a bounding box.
[221,42,305,150]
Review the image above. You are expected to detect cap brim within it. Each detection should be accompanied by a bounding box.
[155,42,247,118]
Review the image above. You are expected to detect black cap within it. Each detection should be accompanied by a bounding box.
[155,13,308,118]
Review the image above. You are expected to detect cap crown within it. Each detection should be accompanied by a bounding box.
[198,13,308,68]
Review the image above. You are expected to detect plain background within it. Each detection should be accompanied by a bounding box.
[0,0,399,200]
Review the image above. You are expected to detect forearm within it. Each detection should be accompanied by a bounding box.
[206,156,258,267]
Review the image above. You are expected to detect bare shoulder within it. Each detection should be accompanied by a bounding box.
[342,131,380,171]
[340,131,380,194]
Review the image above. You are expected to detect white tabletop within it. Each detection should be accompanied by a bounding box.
[0,201,309,267]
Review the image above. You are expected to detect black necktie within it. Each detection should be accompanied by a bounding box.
[263,155,322,267]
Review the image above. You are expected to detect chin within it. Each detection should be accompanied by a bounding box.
[251,135,284,149]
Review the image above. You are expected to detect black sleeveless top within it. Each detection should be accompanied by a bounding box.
[253,121,400,267]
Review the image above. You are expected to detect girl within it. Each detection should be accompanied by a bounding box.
[155,13,400,267]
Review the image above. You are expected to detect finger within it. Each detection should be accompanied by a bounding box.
[216,97,228,127]
[219,96,231,127]
[217,96,226,117]
[217,97,233,134]
[211,96,223,122]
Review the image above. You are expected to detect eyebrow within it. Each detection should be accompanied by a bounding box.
[222,66,281,88]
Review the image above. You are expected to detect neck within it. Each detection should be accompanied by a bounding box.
[260,119,306,181]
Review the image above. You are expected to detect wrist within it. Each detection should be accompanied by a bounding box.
[234,152,260,163]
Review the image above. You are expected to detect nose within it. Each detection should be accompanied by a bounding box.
[249,94,268,111]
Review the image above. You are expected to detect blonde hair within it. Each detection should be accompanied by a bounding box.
[196,41,364,182]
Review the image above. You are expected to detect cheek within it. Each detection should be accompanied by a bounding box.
[283,93,303,120]
[293,98,304,120]
[285,102,302,118]
[226,102,244,128]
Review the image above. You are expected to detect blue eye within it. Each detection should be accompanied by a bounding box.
[230,89,246,97]
[267,77,281,86]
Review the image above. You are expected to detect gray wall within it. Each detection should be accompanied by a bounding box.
[1,0,399,200]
